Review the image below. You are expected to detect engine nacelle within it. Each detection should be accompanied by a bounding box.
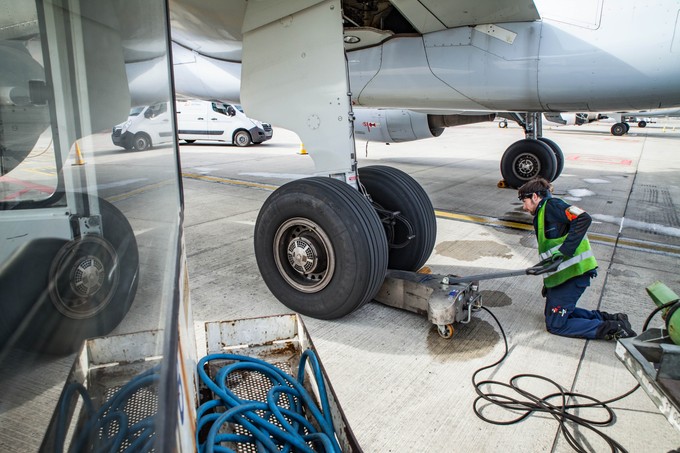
[353,108,494,143]
[543,112,599,126]
[0,43,50,176]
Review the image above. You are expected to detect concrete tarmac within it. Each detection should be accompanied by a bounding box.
[181,119,680,452]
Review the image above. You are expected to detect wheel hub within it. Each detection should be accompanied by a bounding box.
[72,256,106,297]
[273,218,335,293]
[49,236,119,319]
[514,153,539,178]
[287,237,318,274]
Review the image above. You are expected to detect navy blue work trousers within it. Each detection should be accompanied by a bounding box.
[544,274,603,339]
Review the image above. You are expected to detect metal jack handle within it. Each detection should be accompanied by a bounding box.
[443,256,564,285]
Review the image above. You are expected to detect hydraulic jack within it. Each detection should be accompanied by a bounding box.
[375,258,562,338]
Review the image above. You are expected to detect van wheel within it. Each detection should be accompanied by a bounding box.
[183,139,196,144]
[133,133,151,151]
[234,130,252,147]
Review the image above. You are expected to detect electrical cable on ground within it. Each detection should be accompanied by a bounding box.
[469,305,672,453]
[196,350,341,453]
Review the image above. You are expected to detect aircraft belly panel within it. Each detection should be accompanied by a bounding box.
[350,36,490,111]
[350,25,543,112]
[537,6,680,111]
[425,24,542,111]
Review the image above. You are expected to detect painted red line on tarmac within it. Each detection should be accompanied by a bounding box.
[0,176,54,201]
[566,155,632,165]
[0,176,54,192]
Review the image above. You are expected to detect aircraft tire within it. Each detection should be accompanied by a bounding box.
[638,121,647,128]
[537,137,564,181]
[611,123,626,136]
[254,177,388,319]
[35,197,139,354]
[359,165,436,271]
[500,139,557,189]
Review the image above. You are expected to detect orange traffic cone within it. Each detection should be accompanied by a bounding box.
[73,142,85,166]
[298,143,308,155]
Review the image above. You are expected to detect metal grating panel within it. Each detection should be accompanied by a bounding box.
[205,360,313,453]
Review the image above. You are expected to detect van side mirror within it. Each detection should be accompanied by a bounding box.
[227,106,236,117]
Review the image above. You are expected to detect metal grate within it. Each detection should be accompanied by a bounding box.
[206,360,312,453]
[98,382,159,452]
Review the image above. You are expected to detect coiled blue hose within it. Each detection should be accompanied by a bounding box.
[196,349,341,453]
[54,366,159,453]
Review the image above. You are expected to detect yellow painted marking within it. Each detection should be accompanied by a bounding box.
[182,173,279,191]
[25,168,57,177]
[108,180,173,203]
[180,174,679,256]
[434,210,532,231]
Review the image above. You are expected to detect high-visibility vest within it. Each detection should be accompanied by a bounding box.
[537,200,598,288]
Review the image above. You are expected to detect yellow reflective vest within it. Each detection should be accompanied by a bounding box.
[537,200,598,288]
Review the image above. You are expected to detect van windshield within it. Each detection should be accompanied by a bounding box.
[129,106,145,116]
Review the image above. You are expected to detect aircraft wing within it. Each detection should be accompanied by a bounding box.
[167,0,541,61]
[388,0,539,33]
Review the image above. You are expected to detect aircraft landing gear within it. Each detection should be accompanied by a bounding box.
[611,122,629,136]
[254,168,438,320]
[499,112,564,188]
[358,165,436,271]
[500,139,557,189]
[254,177,388,319]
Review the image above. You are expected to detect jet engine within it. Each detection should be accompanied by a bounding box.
[0,42,50,176]
[353,108,494,143]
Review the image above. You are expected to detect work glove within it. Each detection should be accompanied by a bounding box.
[551,250,565,262]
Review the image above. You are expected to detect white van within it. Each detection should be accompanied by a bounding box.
[111,100,272,150]
[111,101,173,151]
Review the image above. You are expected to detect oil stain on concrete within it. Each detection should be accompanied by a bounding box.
[435,240,513,261]
[519,234,537,249]
[426,318,500,362]
[479,290,512,308]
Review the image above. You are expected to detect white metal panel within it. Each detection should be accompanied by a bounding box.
[391,0,540,33]
[351,34,492,110]
[242,0,327,33]
[425,23,542,111]
[169,0,246,58]
[241,0,354,175]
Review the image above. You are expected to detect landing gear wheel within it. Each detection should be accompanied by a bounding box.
[437,324,454,339]
[39,197,139,354]
[133,133,151,151]
[537,137,564,181]
[254,177,388,319]
[638,120,647,128]
[611,123,627,136]
[233,130,252,147]
[359,165,436,271]
[623,122,630,133]
[500,139,557,189]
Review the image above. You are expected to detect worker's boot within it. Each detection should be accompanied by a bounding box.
[596,320,637,340]
[600,311,629,323]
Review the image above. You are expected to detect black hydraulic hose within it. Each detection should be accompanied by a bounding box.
[471,306,642,453]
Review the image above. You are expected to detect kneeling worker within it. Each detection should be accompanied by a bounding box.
[517,177,636,340]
